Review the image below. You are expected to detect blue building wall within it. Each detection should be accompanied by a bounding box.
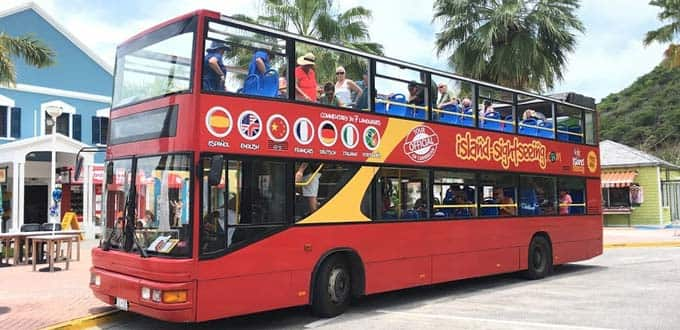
[0,9,113,96]
[0,6,112,163]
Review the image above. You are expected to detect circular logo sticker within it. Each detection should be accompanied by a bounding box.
[341,123,360,149]
[294,117,315,145]
[318,120,338,147]
[363,126,381,151]
[402,125,439,163]
[237,110,262,140]
[587,150,598,173]
[266,114,290,142]
[205,106,233,138]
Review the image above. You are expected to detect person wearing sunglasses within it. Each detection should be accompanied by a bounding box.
[334,66,363,108]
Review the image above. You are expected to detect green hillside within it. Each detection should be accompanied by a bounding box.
[598,63,680,164]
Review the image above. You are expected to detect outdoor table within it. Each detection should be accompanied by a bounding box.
[0,230,83,265]
[31,234,75,272]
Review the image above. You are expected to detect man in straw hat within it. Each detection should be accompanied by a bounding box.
[295,52,318,102]
[203,41,231,92]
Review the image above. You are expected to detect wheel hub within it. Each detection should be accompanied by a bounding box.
[327,267,349,304]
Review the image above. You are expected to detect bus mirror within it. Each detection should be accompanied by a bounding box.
[74,156,84,182]
[106,162,113,185]
[208,155,224,186]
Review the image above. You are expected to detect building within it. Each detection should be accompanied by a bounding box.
[600,140,680,227]
[0,2,111,238]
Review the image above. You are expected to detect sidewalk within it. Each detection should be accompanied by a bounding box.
[0,239,113,330]
[2,228,680,329]
[603,226,680,248]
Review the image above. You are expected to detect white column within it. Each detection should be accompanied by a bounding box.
[83,164,92,239]
[10,161,22,232]
[18,162,24,229]
[50,131,56,224]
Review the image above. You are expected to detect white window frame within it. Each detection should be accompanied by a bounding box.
[0,94,16,140]
[40,100,76,138]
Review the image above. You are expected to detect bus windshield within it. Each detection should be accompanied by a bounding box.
[103,154,192,258]
[112,16,197,108]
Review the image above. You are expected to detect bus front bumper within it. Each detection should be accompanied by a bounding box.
[90,267,195,322]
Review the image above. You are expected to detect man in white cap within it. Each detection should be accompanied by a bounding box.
[203,41,231,92]
[295,52,317,102]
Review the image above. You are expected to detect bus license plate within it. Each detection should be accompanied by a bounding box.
[115,297,129,311]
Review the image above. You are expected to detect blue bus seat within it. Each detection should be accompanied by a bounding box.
[557,124,569,141]
[438,105,460,124]
[374,98,388,114]
[387,94,410,117]
[519,188,539,215]
[503,115,515,133]
[403,209,420,220]
[460,110,475,127]
[482,112,502,131]
[568,125,583,143]
[241,69,279,97]
[413,108,426,120]
[537,121,555,139]
[519,118,538,136]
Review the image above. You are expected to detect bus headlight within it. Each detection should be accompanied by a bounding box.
[90,273,101,286]
[152,289,162,303]
[162,290,188,304]
[141,287,151,300]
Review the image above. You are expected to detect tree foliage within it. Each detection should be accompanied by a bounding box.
[643,0,680,68]
[598,63,680,164]
[432,0,584,92]
[245,0,384,84]
[0,33,55,86]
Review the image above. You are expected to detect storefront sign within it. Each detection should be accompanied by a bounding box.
[0,167,6,183]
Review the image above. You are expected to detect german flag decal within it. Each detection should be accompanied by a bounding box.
[205,106,233,138]
[318,120,337,147]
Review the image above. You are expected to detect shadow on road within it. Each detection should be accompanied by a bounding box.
[110,263,606,329]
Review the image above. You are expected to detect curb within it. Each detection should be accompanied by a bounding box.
[41,309,120,330]
[604,241,680,249]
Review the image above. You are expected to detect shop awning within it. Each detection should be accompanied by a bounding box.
[601,171,638,188]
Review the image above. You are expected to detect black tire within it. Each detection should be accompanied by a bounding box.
[525,235,552,280]
[311,255,351,317]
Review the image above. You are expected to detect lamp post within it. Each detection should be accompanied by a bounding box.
[46,105,63,223]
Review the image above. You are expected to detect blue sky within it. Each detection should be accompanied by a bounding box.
[1,0,670,101]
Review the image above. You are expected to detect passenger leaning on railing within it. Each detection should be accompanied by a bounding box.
[334,66,363,107]
[407,81,425,106]
[436,83,458,109]
[203,41,230,92]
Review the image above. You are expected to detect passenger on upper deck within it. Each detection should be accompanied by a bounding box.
[522,109,546,121]
[320,82,344,107]
[202,41,230,92]
[461,98,472,113]
[295,52,318,102]
[334,66,363,107]
[248,49,271,78]
[436,83,458,109]
[407,81,425,106]
[354,72,369,110]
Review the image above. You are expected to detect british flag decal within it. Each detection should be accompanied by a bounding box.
[238,110,262,140]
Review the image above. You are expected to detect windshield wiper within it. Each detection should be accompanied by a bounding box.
[123,183,149,258]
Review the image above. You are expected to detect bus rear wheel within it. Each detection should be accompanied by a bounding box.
[525,235,552,280]
[312,255,351,317]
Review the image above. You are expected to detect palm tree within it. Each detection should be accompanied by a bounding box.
[643,0,680,68]
[433,0,584,92]
[0,33,55,86]
[256,0,384,83]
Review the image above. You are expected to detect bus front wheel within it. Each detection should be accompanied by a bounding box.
[312,255,351,317]
[525,235,552,280]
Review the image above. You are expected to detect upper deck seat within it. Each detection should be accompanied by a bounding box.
[386,94,410,118]
[537,121,555,139]
[413,107,426,120]
[568,125,583,143]
[519,118,539,136]
[242,69,279,97]
[557,124,569,141]
[503,115,515,133]
[438,104,460,124]
[460,109,475,127]
[482,112,502,131]
[374,98,388,114]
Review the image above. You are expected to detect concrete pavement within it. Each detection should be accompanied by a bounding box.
[0,227,679,329]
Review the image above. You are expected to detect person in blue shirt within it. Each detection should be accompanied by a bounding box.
[203,41,231,92]
[248,49,271,78]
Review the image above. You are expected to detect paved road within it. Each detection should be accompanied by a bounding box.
[91,247,680,330]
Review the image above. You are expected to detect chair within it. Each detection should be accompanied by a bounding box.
[568,125,583,143]
[460,109,475,127]
[403,209,420,220]
[437,105,460,124]
[557,124,569,141]
[482,112,502,131]
[387,94,409,117]
[519,119,539,136]
[241,69,280,97]
[21,223,41,232]
[40,223,61,231]
[374,98,388,114]
[537,121,555,139]
[503,115,515,133]
[413,108,426,120]
[519,188,539,215]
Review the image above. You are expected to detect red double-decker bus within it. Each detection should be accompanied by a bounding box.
[89,10,602,322]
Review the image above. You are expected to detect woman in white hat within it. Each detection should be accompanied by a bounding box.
[295,52,318,102]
